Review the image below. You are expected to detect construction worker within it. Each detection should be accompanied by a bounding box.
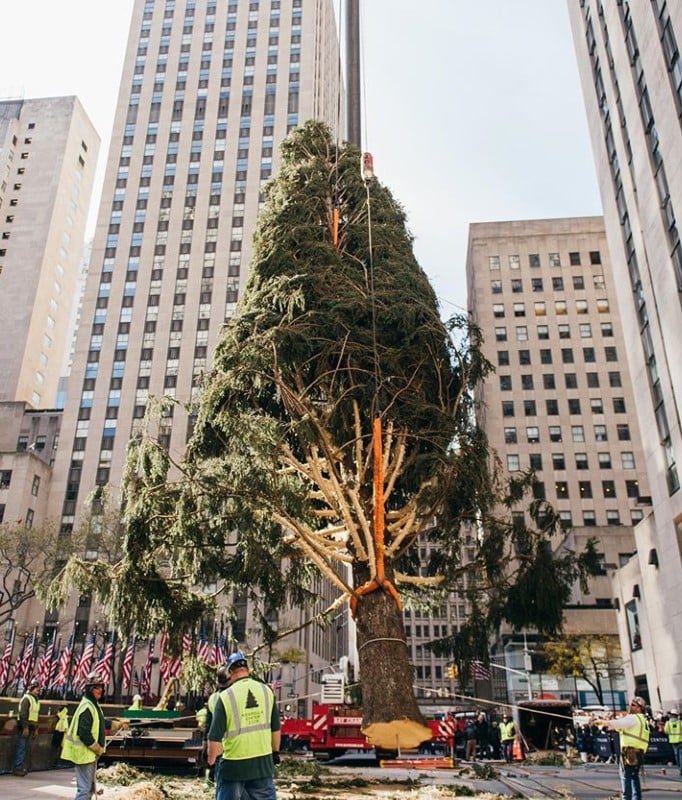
[499,713,516,763]
[664,709,682,775]
[51,706,70,754]
[128,693,144,711]
[61,671,127,800]
[594,696,650,800]
[203,667,231,783]
[207,652,281,800]
[13,677,41,776]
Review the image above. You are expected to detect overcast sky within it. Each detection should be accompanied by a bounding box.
[0,0,601,314]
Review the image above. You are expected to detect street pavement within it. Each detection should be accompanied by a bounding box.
[1,761,681,799]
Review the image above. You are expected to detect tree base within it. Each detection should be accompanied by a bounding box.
[362,719,432,750]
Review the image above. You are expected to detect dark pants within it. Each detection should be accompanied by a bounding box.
[619,761,643,800]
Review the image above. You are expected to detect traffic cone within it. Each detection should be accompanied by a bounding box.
[512,737,524,761]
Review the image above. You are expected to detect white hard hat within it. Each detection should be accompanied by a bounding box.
[669,708,680,716]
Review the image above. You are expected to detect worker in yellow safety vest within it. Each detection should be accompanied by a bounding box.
[594,696,650,800]
[13,678,41,776]
[499,714,516,763]
[128,693,144,711]
[664,709,682,776]
[207,652,281,800]
[61,671,127,800]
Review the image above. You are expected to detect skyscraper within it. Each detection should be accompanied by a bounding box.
[38,1,343,702]
[568,1,682,707]
[466,216,650,703]
[0,96,99,408]
[48,0,341,532]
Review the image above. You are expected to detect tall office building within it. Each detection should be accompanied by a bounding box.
[40,0,343,708]
[467,217,651,704]
[568,2,682,707]
[0,97,99,408]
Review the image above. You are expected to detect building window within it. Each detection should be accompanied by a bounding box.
[546,399,559,415]
[617,424,631,441]
[594,425,608,442]
[526,426,540,444]
[529,253,541,267]
[569,251,581,266]
[572,426,585,443]
[552,453,566,470]
[583,510,596,526]
[565,373,578,389]
[576,453,588,470]
[491,280,502,294]
[513,303,525,317]
[495,327,507,341]
[511,279,523,293]
[524,400,536,416]
[549,426,562,442]
[606,510,621,526]
[504,427,517,444]
[521,374,534,390]
[558,324,570,339]
[608,371,622,387]
[502,401,515,417]
[573,276,586,290]
[561,349,574,364]
[626,480,640,499]
[626,600,641,650]
[613,397,626,413]
[540,349,552,364]
[603,480,616,498]
[549,252,561,267]
[516,326,528,341]
[507,454,520,472]
[552,276,564,290]
[568,399,581,414]
[25,508,34,529]
[590,250,602,265]
[583,347,596,363]
[0,470,12,489]
[598,452,612,469]
[537,324,549,340]
[497,351,509,366]
[580,323,592,338]
[556,481,569,499]
[529,453,543,471]
[621,452,635,469]
[605,346,618,361]
[519,350,531,365]
[543,374,556,390]
[534,301,546,315]
[579,482,593,499]
[531,278,543,292]
[597,298,610,312]
[31,475,40,496]
[555,300,568,314]
[509,255,520,269]
[590,398,604,414]
[489,255,500,270]
[500,375,512,391]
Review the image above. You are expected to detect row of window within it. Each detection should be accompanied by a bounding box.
[507,450,637,477]
[491,273,606,294]
[496,345,618,364]
[502,399,631,423]
[499,372,622,391]
[517,503,641,528]
[0,504,34,527]
[488,251,602,270]
[502,424,632,448]
[492,298,610,317]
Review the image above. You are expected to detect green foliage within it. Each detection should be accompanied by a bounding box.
[47,120,598,672]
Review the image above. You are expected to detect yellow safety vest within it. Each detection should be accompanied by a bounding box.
[22,693,40,723]
[61,697,101,764]
[219,678,274,762]
[56,708,69,733]
[665,718,682,744]
[500,721,515,741]
[620,713,650,752]
[208,690,221,715]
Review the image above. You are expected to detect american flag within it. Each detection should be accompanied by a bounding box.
[272,674,282,691]
[97,633,115,688]
[53,634,74,689]
[160,631,183,681]
[122,636,135,690]
[13,632,36,688]
[181,631,192,656]
[197,628,211,663]
[471,660,491,681]
[0,638,14,689]
[73,632,96,689]
[140,638,155,698]
[37,635,56,688]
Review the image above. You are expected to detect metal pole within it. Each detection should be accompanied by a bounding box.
[345,0,361,147]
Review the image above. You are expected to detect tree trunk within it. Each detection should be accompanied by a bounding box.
[353,563,431,750]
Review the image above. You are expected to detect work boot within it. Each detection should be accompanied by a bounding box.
[13,769,27,776]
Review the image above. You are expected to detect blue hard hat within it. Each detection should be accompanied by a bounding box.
[226,651,248,672]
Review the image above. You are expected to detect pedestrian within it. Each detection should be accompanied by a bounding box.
[664,708,682,776]
[60,671,127,800]
[464,716,477,761]
[13,677,42,776]
[207,651,281,800]
[500,713,516,763]
[204,666,230,783]
[594,696,650,800]
[51,705,70,752]
[490,720,501,760]
[476,712,490,759]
